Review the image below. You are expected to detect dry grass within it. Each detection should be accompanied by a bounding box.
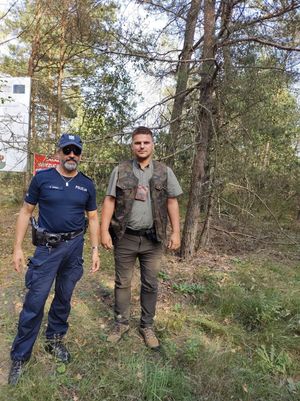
[0,204,299,400]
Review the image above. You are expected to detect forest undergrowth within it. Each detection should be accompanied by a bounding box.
[0,199,299,401]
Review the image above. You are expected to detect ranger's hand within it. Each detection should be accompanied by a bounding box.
[90,250,100,273]
[101,231,113,250]
[167,232,181,250]
[13,247,26,273]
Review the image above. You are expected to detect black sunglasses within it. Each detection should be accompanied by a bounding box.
[62,145,82,156]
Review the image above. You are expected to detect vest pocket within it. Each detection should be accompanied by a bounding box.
[154,183,167,191]
[116,182,135,191]
[154,183,168,203]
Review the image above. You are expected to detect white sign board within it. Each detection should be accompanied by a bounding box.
[0,76,31,172]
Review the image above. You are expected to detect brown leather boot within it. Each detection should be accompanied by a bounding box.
[139,327,160,349]
[107,323,130,343]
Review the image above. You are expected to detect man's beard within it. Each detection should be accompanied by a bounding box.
[63,159,78,171]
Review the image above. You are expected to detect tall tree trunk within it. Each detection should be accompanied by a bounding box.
[27,1,42,144]
[198,165,215,248]
[220,0,234,83]
[181,0,216,260]
[167,0,201,168]
[55,6,67,138]
[47,68,54,144]
[56,63,64,138]
[26,0,42,186]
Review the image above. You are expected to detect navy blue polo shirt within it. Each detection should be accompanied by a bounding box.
[25,168,97,233]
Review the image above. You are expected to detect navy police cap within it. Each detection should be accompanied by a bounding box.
[58,133,83,150]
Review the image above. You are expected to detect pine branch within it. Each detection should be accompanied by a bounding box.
[222,36,300,52]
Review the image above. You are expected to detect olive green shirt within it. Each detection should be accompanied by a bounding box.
[106,160,182,230]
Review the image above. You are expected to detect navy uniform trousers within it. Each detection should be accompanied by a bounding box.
[11,235,84,362]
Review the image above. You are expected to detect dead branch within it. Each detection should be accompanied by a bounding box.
[211,225,257,238]
[219,197,255,217]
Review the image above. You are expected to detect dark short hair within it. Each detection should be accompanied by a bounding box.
[131,126,153,139]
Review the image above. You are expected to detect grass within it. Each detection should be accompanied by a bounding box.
[0,205,300,400]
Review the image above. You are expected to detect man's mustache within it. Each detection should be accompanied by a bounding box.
[66,157,77,162]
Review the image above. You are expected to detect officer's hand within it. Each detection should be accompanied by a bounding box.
[13,247,26,273]
[101,231,113,250]
[167,232,181,250]
[90,251,100,273]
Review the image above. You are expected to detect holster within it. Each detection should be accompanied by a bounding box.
[145,227,160,243]
[31,217,47,246]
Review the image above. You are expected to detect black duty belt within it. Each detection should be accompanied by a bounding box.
[43,228,84,246]
[31,215,87,247]
[125,227,148,236]
[59,229,84,240]
[124,227,160,243]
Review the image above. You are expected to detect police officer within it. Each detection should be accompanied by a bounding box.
[8,133,100,385]
[101,126,182,349]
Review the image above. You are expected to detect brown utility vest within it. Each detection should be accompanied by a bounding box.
[110,160,168,242]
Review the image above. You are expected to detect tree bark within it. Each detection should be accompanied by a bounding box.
[47,66,54,142]
[56,62,64,138]
[26,0,42,187]
[198,166,215,248]
[181,0,216,260]
[55,5,67,139]
[167,0,201,168]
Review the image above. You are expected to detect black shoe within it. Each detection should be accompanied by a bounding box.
[8,360,25,385]
[45,335,71,363]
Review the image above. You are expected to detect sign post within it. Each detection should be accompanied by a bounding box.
[0,76,31,172]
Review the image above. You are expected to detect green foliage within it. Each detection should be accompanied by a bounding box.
[0,172,24,206]
[1,208,299,401]
[142,359,193,401]
[74,64,136,190]
[286,313,300,335]
[158,270,170,281]
[256,344,293,375]
[215,53,300,226]
[219,286,278,330]
[56,363,66,374]
[172,282,205,295]
[0,0,135,179]
[171,273,219,306]
[181,337,204,363]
